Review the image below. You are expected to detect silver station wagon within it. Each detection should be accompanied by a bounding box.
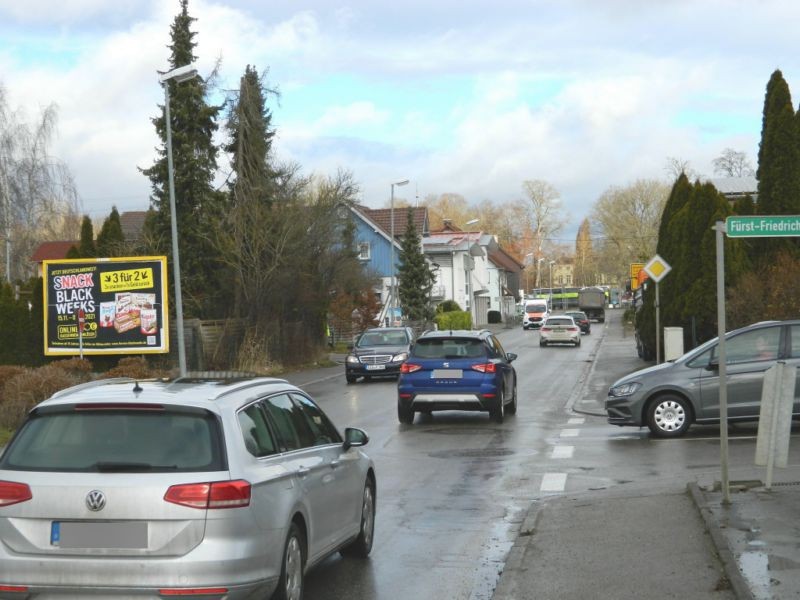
[0,375,376,599]
[606,320,800,437]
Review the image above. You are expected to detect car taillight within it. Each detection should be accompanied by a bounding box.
[0,481,32,507]
[401,363,422,373]
[569,327,579,332]
[159,588,228,596]
[164,480,251,509]
[471,363,496,373]
[0,586,28,593]
[541,327,551,332]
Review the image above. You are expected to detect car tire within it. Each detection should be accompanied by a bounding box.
[340,478,376,558]
[539,340,547,347]
[273,523,305,600]
[398,400,414,425]
[646,394,692,438]
[575,338,581,347]
[491,388,505,423]
[506,381,518,415]
[346,374,357,384]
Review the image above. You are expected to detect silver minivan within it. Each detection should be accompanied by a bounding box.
[0,375,376,599]
[606,320,800,437]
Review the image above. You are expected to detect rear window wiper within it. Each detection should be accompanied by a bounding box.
[91,461,179,472]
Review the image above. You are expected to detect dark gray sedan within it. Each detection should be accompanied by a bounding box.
[345,326,414,383]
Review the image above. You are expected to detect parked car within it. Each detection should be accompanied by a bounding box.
[540,315,581,347]
[606,320,800,438]
[397,329,517,424]
[0,375,376,599]
[565,310,591,334]
[345,326,415,383]
[522,300,549,330]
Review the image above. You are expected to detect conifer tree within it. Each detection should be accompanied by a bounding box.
[397,210,435,322]
[574,218,594,286]
[77,216,95,258]
[96,207,125,258]
[141,0,226,318]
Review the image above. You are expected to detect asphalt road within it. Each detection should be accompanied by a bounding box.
[296,310,785,599]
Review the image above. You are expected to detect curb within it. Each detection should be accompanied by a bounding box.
[687,482,755,600]
[491,500,543,598]
[568,322,609,417]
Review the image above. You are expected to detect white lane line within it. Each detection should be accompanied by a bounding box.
[551,445,574,459]
[560,428,580,437]
[568,417,585,425]
[540,473,568,492]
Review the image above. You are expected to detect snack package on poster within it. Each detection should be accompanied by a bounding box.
[99,302,115,328]
[140,309,158,335]
[132,293,156,309]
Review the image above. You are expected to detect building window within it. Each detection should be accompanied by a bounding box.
[359,242,370,260]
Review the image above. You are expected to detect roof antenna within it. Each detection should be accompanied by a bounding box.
[133,381,143,393]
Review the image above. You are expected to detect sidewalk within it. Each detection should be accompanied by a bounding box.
[493,311,800,600]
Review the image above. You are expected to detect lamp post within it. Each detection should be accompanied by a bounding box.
[463,218,479,228]
[537,257,544,295]
[549,260,555,310]
[390,179,409,325]
[159,63,200,377]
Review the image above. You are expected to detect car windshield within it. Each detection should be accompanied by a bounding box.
[0,407,225,473]
[546,318,573,326]
[411,338,486,359]
[357,331,408,347]
[526,304,546,312]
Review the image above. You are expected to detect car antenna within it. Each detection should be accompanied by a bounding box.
[132,381,143,393]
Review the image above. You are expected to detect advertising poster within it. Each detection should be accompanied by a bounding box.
[43,256,169,356]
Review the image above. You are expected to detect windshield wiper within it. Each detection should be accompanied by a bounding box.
[91,461,178,472]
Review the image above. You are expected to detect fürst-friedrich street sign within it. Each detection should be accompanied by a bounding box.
[726,215,800,238]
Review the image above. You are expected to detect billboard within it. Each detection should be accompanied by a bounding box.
[43,256,169,356]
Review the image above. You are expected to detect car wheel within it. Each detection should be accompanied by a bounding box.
[491,388,505,423]
[341,479,376,558]
[346,374,357,384]
[539,340,547,347]
[273,523,305,600]
[398,400,414,425]
[646,394,692,438]
[575,338,581,347]
[506,381,517,415]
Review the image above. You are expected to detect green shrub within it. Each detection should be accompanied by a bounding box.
[434,310,472,330]
[436,300,462,313]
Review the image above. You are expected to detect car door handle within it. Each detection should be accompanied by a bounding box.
[329,460,340,469]
[297,466,310,478]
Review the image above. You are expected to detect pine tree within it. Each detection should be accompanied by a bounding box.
[96,207,125,258]
[141,0,227,318]
[397,210,435,322]
[574,218,594,286]
[77,216,95,258]
[755,69,800,261]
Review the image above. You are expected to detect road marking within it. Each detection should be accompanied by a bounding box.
[541,473,567,492]
[568,417,585,425]
[551,445,574,459]
[560,428,580,437]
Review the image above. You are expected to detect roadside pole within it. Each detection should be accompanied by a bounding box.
[714,222,730,505]
[655,282,660,364]
[643,255,671,364]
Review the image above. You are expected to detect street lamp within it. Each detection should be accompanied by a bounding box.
[549,260,555,310]
[463,218,480,228]
[159,63,200,377]
[390,179,409,325]
[537,257,545,294]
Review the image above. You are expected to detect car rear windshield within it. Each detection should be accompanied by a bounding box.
[0,407,225,473]
[411,338,487,359]
[546,318,573,326]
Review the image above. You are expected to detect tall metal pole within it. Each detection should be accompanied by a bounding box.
[549,261,554,309]
[715,221,731,504]
[655,281,661,364]
[389,179,408,325]
[0,156,11,284]
[163,81,187,377]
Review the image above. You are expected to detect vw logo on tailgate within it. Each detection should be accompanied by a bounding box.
[85,490,106,511]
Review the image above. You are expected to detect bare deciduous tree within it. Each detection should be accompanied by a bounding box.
[521,179,567,274]
[712,147,755,177]
[664,156,699,181]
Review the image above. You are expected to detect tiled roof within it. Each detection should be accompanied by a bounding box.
[30,241,78,263]
[120,211,148,241]
[358,205,428,239]
[488,248,524,272]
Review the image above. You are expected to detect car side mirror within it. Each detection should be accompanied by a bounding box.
[507,352,517,363]
[343,427,369,451]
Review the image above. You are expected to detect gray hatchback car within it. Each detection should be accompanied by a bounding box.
[0,375,376,599]
[606,320,800,437]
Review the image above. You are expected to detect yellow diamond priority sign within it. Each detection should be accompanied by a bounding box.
[643,254,671,283]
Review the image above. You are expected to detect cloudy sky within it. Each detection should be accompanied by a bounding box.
[1,0,799,240]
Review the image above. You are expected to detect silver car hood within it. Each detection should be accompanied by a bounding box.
[611,360,676,387]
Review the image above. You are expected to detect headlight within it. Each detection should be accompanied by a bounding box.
[392,352,409,363]
[346,355,360,365]
[609,382,641,397]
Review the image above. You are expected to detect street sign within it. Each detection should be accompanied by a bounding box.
[643,254,671,283]
[726,215,800,238]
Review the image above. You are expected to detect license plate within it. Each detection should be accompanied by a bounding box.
[432,369,462,378]
[51,521,148,549]
[366,364,386,371]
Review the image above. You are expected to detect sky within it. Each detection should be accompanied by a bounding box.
[2,0,800,242]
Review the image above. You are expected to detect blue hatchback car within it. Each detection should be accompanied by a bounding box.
[397,330,518,424]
